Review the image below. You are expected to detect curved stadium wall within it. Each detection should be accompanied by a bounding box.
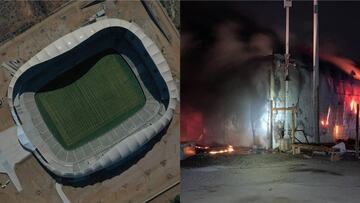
[7,18,177,178]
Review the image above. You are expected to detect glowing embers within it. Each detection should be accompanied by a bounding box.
[333,125,343,140]
[183,146,196,157]
[208,145,234,155]
[195,145,209,150]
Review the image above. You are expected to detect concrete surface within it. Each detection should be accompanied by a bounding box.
[0,126,30,191]
[182,153,360,203]
[55,183,70,203]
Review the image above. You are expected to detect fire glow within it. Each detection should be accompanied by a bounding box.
[321,107,331,127]
[181,107,204,143]
[183,146,196,157]
[195,145,209,150]
[350,99,359,114]
[333,125,342,140]
[208,145,234,155]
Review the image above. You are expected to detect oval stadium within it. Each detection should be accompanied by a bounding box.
[7,18,177,178]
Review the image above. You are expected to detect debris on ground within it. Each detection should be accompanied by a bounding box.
[0,179,10,189]
[332,142,346,154]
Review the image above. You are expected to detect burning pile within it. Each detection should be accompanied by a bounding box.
[195,145,236,155]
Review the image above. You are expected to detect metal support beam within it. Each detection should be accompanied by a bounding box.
[291,104,297,145]
[313,0,320,144]
[272,106,298,146]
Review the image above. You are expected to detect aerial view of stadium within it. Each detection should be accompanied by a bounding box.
[0,1,179,202]
[8,18,177,177]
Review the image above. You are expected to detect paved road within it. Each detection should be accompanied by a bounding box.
[55,183,70,203]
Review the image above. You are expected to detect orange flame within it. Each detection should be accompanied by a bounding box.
[335,125,339,135]
[183,146,196,157]
[333,125,343,140]
[195,146,209,149]
[209,145,234,155]
[351,99,355,113]
[228,145,234,152]
[349,99,360,114]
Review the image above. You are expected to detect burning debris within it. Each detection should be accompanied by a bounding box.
[180,143,264,160]
[208,145,234,155]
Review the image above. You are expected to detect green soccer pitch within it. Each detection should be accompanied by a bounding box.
[35,54,146,150]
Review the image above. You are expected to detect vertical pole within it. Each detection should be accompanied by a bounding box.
[285,4,290,56]
[269,100,273,149]
[356,104,359,158]
[291,106,296,145]
[251,107,256,147]
[284,0,291,60]
[284,0,292,140]
[313,0,320,144]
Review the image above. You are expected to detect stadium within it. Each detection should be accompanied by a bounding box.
[7,18,177,178]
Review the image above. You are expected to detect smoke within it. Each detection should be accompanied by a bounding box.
[181,2,281,147]
[299,45,360,80]
[204,21,274,76]
[320,54,360,80]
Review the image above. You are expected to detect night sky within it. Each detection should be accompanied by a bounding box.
[182,1,360,63]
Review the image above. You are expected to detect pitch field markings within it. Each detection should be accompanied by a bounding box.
[35,54,146,150]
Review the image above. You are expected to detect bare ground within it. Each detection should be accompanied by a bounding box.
[182,153,360,203]
[0,156,61,203]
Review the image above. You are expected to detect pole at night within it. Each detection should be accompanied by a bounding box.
[284,0,292,140]
[313,0,320,144]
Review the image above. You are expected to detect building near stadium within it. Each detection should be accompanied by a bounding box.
[7,18,177,178]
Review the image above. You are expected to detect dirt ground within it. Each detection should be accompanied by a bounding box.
[182,153,360,203]
[0,0,179,202]
[0,156,61,203]
[0,1,69,45]
[0,65,13,131]
[148,184,180,203]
